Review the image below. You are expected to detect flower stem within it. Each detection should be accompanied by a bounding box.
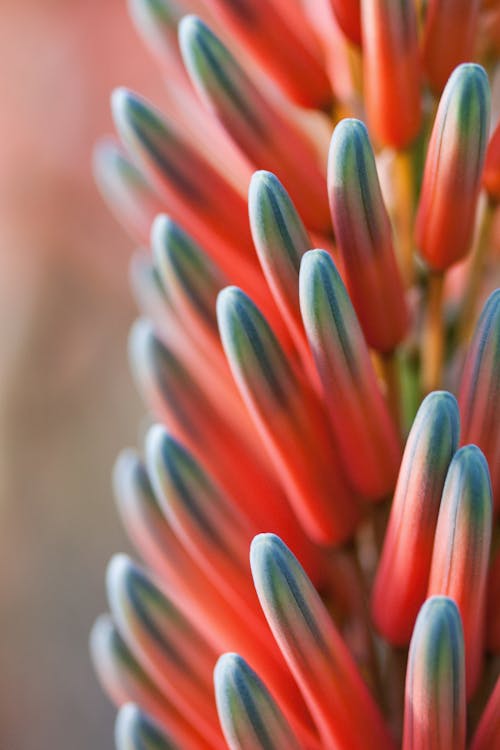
[422,271,445,393]
[393,148,415,286]
[375,350,402,435]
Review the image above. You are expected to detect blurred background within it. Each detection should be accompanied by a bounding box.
[0,2,165,747]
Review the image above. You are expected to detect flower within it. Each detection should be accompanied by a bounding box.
[91,1,500,748]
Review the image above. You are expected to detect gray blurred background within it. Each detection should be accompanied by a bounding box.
[0,2,164,747]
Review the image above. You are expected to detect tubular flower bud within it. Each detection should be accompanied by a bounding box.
[300,249,401,499]
[328,118,409,352]
[250,534,396,750]
[214,653,302,750]
[202,0,333,109]
[115,703,182,750]
[361,0,421,148]
[415,64,490,271]
[403,596,466,750]
[217,286,359,545]
[179,16,330,232]
[421,0,481,94]
[372,392,460,645]
[327,0,361,47]
[93,138,165,244]
[106,556,224,747]
[458,289,500,513]
[90,616,204,748]
[427,446,493,697]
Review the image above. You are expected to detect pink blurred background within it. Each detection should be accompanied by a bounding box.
[0,3,164,746]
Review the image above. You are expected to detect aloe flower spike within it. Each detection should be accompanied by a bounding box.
[372,391,460,645]
[403,596,466,750]
[115,703,182,750]
[217,285,359,545]
[251,534,397,750]
[300,248,401,499]
[327,118,409,352]
[427,445,493,697]
[214,653,302,750]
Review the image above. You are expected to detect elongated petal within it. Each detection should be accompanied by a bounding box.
[214,653,302,750]
[327,0,361,46]
[299,249,401,499]
[250,534,396,750]
[327,119,409,352]
[427,445,493,696]
[94,138,165,243]
[403,596,466,750]
[361,0,421,148]
[470,676,500,750]
[415,64,490,271]
[422,0,481,93]
[486,546,500,651]
[248,171,313,363]
[202,0,332,109]
[116,704,182,750]
[106,555,224,747]
[217,286,359,545]
[179,17,330,232]
[458,289,500,512]
[372,392,460,644]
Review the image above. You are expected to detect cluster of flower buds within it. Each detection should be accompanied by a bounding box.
[91,1,500,748]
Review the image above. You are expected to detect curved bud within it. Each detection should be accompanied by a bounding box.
[217,286,359,545]
[361,0,421,148]
[106,556,223,744]
[250,534,396,750]
[115,703,182,750]
[427,446,493,697]
[179,17,330,232]
[299,249,401,499]
[248,171,313,360]
[328,0,361,46]
[403,597,466,750]
[459,290,500,513]
[90,615,189,737]
[422,0,481,94]
[372,392,460,644]
[93,138,164,243]
[202,0,332,109]
[145,428,262,627]
[327,119,409,352]
[415,64,490,271]
[486,546,500,652]
[111,88,261,290]
[214,653,302,750]
[471,676,500,750]
[127,0,186,78]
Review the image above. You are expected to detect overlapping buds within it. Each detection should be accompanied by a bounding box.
[91,1,500,748]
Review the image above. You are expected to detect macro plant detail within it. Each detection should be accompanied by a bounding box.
[91,1,500,748]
